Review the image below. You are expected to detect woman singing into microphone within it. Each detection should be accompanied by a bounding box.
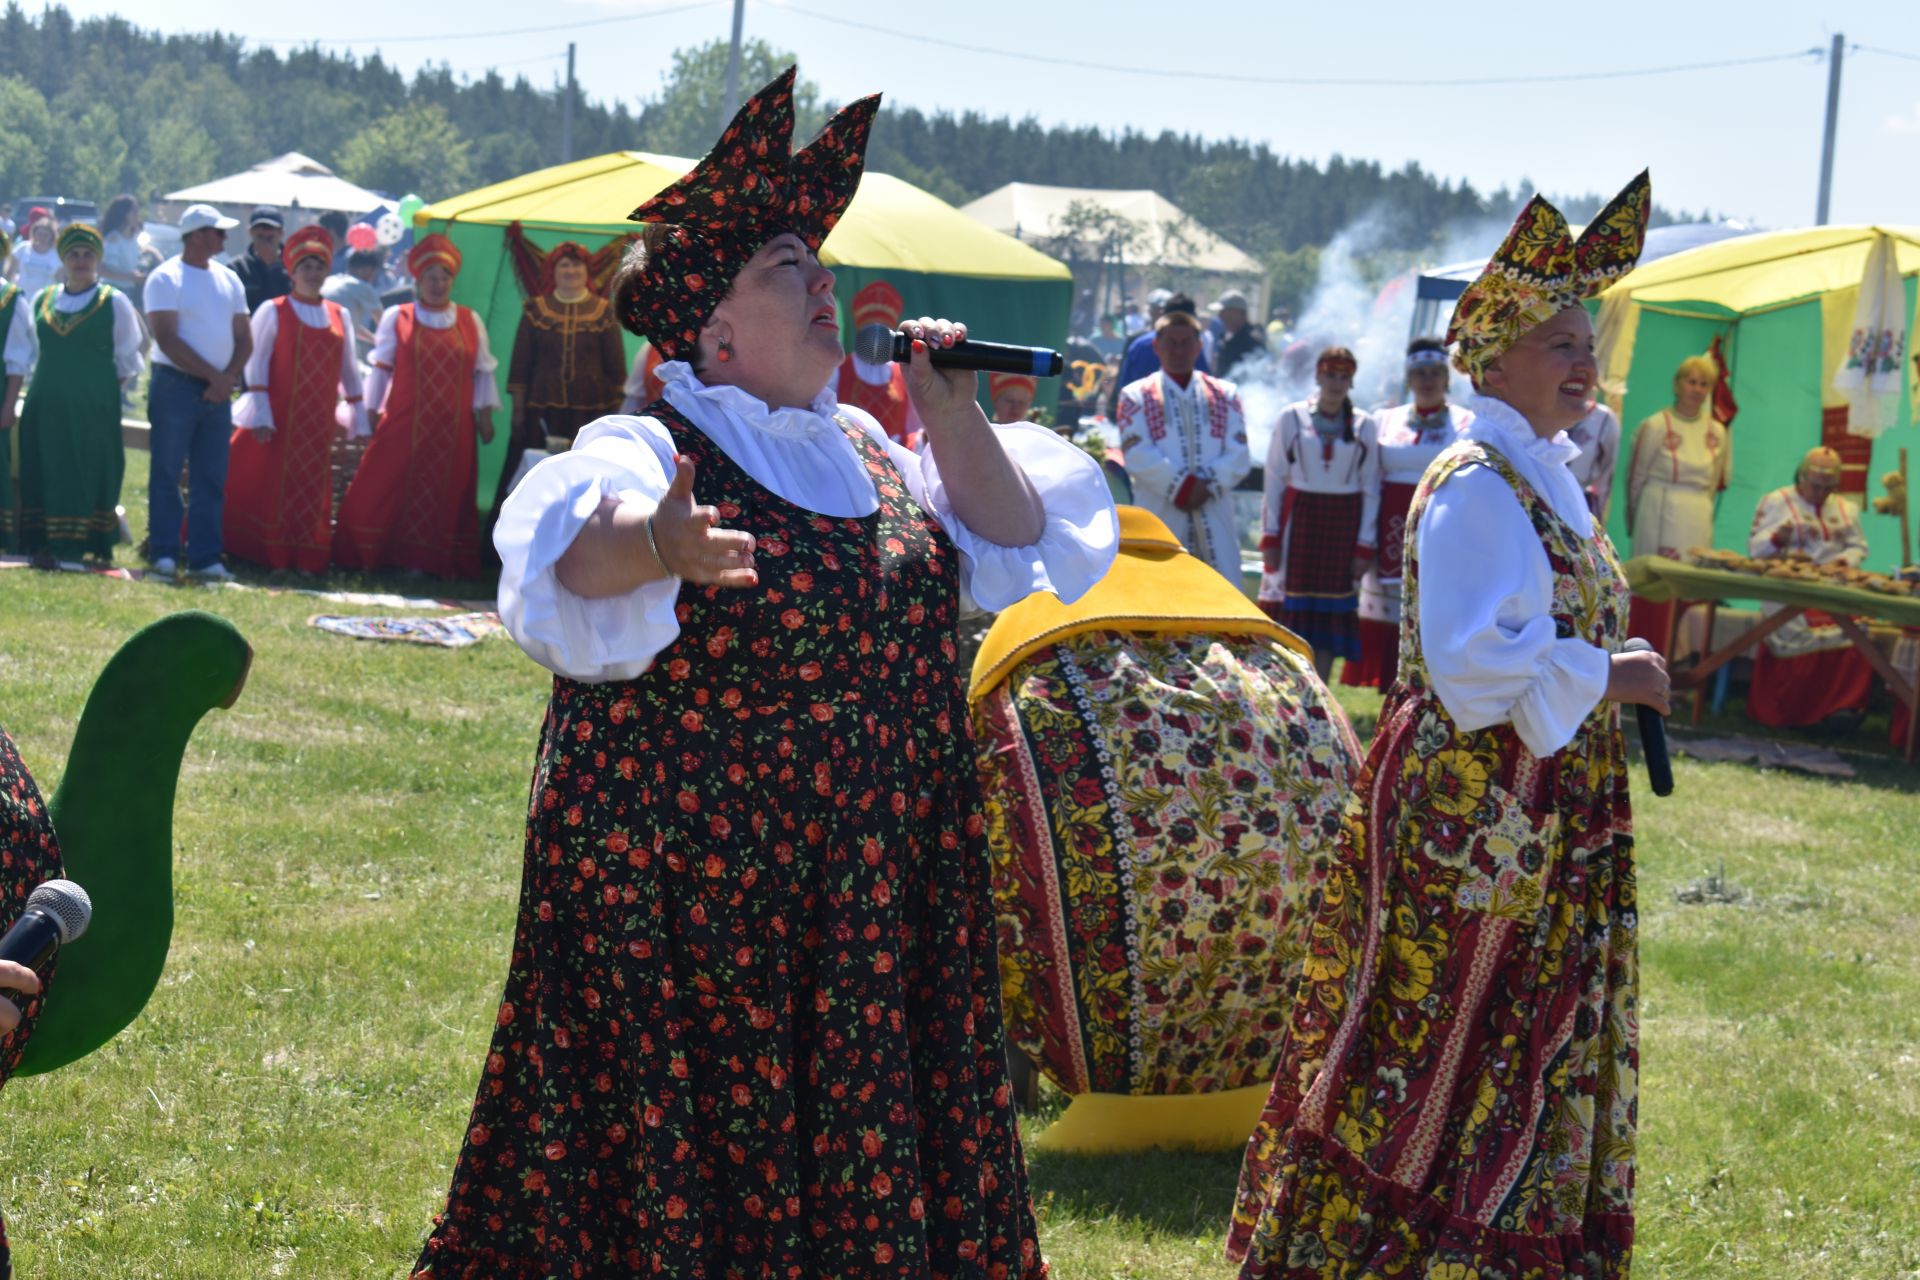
[1228,174,1669,1279]
[411,67,1117,1280]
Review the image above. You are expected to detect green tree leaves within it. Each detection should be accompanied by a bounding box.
[65,102,131,201]
[633,38,821,160]
[0,75,53,196]
[337,103,474,200]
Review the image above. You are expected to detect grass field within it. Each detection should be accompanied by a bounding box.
[1,476,1917,1277]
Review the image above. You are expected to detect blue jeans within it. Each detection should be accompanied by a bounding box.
[147,363,233,568]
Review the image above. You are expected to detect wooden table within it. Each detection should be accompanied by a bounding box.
[1624,555,1920,761]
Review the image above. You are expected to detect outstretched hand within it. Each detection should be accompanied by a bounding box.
[649,454,758,588]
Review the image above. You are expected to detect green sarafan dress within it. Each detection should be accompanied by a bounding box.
[0,280,20,552]
[17,284,126,560]
[1229,441,1638,1279]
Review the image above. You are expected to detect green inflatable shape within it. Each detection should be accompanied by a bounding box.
[13,611,252,1075]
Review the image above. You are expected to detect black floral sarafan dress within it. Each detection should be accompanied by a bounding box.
[414,405,1048,1280]
[0,727,63,1280]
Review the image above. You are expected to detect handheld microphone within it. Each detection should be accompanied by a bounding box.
[855,323,1064,378]
[1621,638,1673,797]
[0,878,93,978]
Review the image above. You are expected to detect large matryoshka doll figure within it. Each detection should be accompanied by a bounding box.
[969,506,1364,1153]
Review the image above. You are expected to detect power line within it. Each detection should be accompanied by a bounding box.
[246,0,721,47]
[1857,44,1920,63]
[778,6,1820,87]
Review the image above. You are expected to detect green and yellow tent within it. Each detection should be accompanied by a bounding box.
[417,152,1073,502]
[1596,225,1920,571]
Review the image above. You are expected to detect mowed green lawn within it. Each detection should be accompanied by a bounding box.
[0,477,1917,1277]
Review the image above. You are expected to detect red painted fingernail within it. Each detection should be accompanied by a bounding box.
[912,339,926,354]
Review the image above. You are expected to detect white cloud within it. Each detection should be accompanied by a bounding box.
[1886,103,1920,135]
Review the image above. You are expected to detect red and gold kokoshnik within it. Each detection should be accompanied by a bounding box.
[1446,169,1651,380]
[619,65,881,360]
[406,232,462,279]
[281,225,335,272]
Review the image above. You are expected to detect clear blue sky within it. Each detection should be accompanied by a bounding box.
[80,0,1920,229]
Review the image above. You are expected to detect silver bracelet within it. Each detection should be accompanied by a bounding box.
[644,512,676,578]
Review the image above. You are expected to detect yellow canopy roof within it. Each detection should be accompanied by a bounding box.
[418,151,1069,282]
[1600,223,1920,317]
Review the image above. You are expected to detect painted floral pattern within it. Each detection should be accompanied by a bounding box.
[414,404,1046,1279]
[0,726,63,1280]
[1228,443,1638,1279]
[974,631,1361,1097]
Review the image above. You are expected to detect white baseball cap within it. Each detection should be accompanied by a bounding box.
[178,203,240,234]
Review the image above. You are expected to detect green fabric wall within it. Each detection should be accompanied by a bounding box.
[430,222,1072,503]
[1608,276,1918,574]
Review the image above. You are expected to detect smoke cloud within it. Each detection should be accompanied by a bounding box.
[1234,205,1516,461]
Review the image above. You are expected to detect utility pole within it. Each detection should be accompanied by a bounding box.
[720,0,746,130]
[562,42,576,162]
[1816,32,1844,225]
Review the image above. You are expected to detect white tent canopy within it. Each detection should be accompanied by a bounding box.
[960,182,1262,275]
[162,152,389,217]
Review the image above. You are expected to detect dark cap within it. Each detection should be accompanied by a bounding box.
[248,206,283,229]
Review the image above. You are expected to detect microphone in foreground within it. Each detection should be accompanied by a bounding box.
[856,323,1064,378]
[0,878,93,978]
[1621,638,1673,797]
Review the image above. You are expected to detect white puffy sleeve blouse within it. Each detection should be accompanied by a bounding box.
[495,361,1120,682]
[1414,394,1614,757]
[231,298,369,436]
[362,303,499,425]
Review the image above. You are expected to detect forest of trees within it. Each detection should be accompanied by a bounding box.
[0,7,1691,307]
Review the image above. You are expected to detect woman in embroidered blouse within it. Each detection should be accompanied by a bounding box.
[7,224,143,563]
[1626,353,1729,560]
[1228,175,1669,1280]
[411,69,1115,1280]
[1343,336,1471,690]
[1260,346,1381,679]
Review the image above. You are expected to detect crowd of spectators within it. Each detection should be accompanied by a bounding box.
[1,194,442,580]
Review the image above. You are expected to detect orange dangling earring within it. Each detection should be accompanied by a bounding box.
[715,339,733,363]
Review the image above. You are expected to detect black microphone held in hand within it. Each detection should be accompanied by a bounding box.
[1620,638,1673,797]
[855,323,1064,378]
[0,878,93,978]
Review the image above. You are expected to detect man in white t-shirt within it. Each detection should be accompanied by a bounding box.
[142,203,252,579]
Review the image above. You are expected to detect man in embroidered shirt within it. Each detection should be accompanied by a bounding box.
[1745,446,1876,728]
[1116,306,1250,584]
[1112,291,1213,413]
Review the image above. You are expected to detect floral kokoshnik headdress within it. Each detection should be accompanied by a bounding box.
[619,66,881,361]
[1446,169,1651,381]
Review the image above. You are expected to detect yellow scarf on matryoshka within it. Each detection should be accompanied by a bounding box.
[970,505,1308,702]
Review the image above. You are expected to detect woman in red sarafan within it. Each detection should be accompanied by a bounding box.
[1229,173,1671,1280]
[410,66,1119,1280]
[227,226,367,573]
[331,233,497,579]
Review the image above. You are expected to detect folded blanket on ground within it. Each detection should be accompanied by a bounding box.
[307,613,505,648]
